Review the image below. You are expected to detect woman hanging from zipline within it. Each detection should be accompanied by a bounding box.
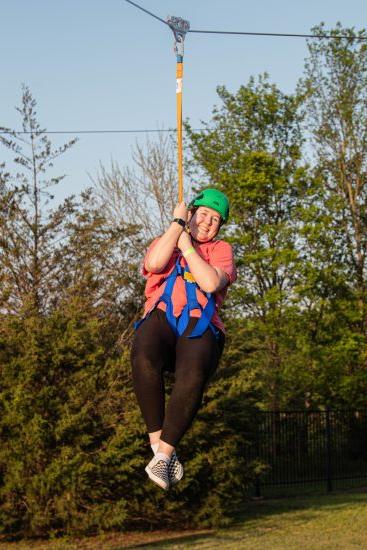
[131,188,237,490]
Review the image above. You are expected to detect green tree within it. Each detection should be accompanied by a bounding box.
[187,75,311,408]
[297,24,367,407]
[0,85,77,313]
[0,87,144,535]
[0,86,143,325]
[303,24,367,315]
[0,88,258,537]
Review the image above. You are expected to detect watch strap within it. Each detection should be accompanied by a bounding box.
[173,218,186,228]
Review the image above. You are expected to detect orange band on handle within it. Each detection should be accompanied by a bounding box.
[176,63,183,79]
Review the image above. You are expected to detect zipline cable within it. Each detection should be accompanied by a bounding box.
[124,0,168,27]
[124,0,367,41]
[189,29,367,39]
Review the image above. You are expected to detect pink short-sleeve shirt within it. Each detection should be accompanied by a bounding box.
[141,238,237,333]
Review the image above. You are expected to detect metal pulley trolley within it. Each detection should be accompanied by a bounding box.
[125,2,190,202]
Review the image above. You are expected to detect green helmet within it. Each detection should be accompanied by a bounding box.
[188,188,230,223]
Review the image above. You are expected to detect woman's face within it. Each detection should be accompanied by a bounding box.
[188,206,221,242]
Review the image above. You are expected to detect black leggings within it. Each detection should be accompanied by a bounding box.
[131,308,225,447]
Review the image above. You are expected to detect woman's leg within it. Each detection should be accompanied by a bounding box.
[159,321,225,448]
[131,310,175,435]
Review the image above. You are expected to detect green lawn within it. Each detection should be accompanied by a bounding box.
[1,490,367,549]
[140,490,367,549]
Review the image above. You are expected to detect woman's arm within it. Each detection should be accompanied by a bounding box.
[145,202,187,273]
[177,231,228,293]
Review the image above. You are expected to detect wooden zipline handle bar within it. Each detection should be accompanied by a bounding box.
[176,61,184,203]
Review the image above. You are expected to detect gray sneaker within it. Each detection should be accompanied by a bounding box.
[145,455,170,490]
[169,451,184,486]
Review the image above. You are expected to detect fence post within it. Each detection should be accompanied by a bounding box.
[326,409,333,492]
[254,412,261,498]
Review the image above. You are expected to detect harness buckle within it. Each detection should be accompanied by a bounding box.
[183,271,196,283]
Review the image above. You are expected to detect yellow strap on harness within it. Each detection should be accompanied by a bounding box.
[183,271,196,283]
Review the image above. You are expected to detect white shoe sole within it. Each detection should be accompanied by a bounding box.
[145,465,169,490]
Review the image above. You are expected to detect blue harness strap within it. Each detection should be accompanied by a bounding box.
[135,256,219,339]
[134,263,179,334]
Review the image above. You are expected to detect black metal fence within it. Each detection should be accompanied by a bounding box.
[249,410,367,496]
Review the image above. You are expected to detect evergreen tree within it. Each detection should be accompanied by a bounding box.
[0,85,78,313]
[0,88,257,536]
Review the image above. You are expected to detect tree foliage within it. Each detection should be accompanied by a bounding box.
[2,23,367,536]
[187,75,312,408]
[0,88,257,537]
[92,133,178,251]
[297,23,367,406]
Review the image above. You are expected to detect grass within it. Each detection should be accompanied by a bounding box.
[1,489,367,549]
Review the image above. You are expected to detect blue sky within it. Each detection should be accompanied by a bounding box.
[1,0,366,203]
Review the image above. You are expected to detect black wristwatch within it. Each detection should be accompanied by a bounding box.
[173,218,186,228]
